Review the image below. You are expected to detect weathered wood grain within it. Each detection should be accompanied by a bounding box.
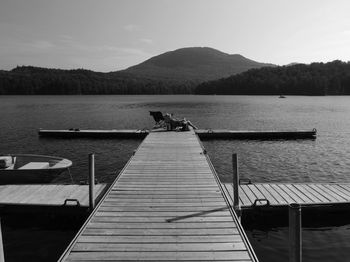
[60,130,255,261]
[0,184,107,207]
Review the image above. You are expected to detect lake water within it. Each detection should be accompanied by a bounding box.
[1,95,350,261]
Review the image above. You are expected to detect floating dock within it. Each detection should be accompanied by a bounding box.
[38,129,149,138]
[59,130,258,261]
[0,184,107,212]
[223,183,350,209]
[39,128,316,140]
[196,129,317,140]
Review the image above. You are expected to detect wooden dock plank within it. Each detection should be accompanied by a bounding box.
[253,184,279,205]
[260,184,286,204]
[59,130,256,262]
[82,228,239,236]
[102,201,226,207]
[93,211,232,217]
[228,183,350,209]
[72,242,246,252]
[237,186,252,206]
[262,184,287,204]
[3,185,45,203]
[97,206,230,212]
[271,184,296,203]
[333,184,350,199]
[0,184,107,207]
[309,184,340,202]
[86,222,236,229]
[322,184,350,201]
[302,184,331,202]
[292,184,322,203]
[91,216,235,223]
[66,250,251,261]
[247,184,268,205]
[279,184,306,203]
[77,235,249,243]
[239,185,256,204]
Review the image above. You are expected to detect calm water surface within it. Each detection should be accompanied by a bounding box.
[0,95,350,261]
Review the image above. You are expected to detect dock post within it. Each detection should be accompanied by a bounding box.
[88,153,95,211]
[289,203,302,262]
[0,218,5,262]
[232,153,241,218]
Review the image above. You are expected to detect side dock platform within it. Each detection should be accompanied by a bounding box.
[59,130,258,261]
[38,128,317,140]
[224,182,350,210]
[0,184,108,214]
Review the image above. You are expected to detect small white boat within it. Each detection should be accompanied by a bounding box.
[0,154,72,184]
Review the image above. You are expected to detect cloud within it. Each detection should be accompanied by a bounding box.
[59,35,74,43]
[0,32,153,71]
[342,29,350,35]
[123,24,140,32]
[117,47,151,56]
[139,38,153,44]
[29,40,54,50]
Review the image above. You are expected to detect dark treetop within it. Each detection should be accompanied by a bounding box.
[195,60,350,96]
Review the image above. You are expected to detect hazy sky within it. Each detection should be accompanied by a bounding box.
[1,0,350,71]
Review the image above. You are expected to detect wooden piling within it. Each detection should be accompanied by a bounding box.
[232,153,240,217]
[88,153,95,211]
[289,203,302,262]
[0,218,5,262]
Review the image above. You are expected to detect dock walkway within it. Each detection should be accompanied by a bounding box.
[59,130,258,261]
[0,184,107,207]
[38,128,316,140]
[224,183,350,209]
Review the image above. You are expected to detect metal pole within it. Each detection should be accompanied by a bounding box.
[289,203,302,262]
[232,153,240,217]
[0,218,5,262]
[89,153,95,211]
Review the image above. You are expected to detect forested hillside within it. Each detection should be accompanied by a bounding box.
[195,61,350,95]
[0,47,273,95]
[0,66,195,94]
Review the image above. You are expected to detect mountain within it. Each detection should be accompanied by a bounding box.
[122,47,275,83]
[0,47,275,94]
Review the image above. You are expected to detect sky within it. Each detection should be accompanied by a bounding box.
[0,0,350,72]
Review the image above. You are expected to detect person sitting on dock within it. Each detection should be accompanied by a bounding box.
[149,111,165,129]
[163,113,197,131]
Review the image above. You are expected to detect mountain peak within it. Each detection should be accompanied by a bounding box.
[133,47,228,68]
[123,47,274,81]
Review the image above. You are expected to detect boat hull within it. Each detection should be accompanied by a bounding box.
[0,154,72,184]
[0,169,66,184]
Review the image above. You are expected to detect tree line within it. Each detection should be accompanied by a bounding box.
[195,60,350,95]
[1,61,350,95]
[0,66,196,95]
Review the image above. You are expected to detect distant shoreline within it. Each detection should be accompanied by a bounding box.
[1,60,349,96]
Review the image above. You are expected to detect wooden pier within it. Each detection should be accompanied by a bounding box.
[38,129,148,139]
[196,129,316,140]
[38,128,316,140]
[0,184,107,209]
[59,130,258,261]
[223,183,350,209]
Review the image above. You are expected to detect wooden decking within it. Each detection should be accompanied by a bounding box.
[59,131,258,261]
[196,129,316,140]
[38,128,316,140]
[38,129,148,138]
[223,183,350,208]
[0,184,107,207]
